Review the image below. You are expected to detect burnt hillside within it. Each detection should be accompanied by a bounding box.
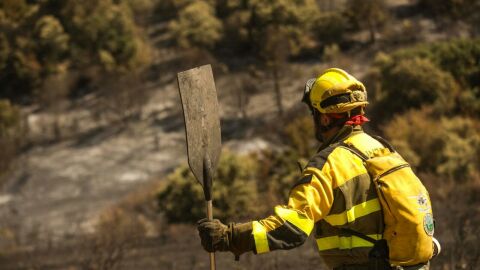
[0,0,479,269]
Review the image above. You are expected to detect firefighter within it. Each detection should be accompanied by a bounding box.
[197,68,433,270]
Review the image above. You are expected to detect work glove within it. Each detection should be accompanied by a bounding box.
[197,218,254,258]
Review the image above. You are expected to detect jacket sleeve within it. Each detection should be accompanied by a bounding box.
[251,167,334,254]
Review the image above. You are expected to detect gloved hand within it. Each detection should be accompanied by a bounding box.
[197,218,254,257]
[197,218,230,252]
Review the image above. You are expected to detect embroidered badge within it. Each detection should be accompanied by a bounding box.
[410,193,430,212]
[423,213,434,236]
[417,195,427,207]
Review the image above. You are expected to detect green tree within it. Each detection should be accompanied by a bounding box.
[418,0,477,21]
[62,0,149,71]
[458,87,480,116]
[261,25,289,116]
[0,99,22,176]
[313,12,348,47]
[391,39,480,90]
[0,100,20,138]
[345,0,388,43]
[384,108,480,180]
[168,1,223,49]
[255,149,303,208]
[0,0,151,103]
[157,151,260,223]
[436,117,480,179]
[34,15,69,73]
[0,33,9,71]
[0,0,43,102]
[369,39,480,121]
[157,148,305,223]
[0,0,32,24]
[283,114,315,158]
[250,0,318,54]
[250,0,319,116]
[123,0,159,24]
[218,0,254,51]
[371,55,459,122]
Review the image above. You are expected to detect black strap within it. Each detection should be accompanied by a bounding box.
[340,135,397,160]
[338,142,381,246]
[338,138,391,248]
[371,135,396,153]
[341,228,378,244]
[338,141,369,161]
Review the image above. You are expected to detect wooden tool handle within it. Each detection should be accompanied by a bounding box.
[206,200,216,270]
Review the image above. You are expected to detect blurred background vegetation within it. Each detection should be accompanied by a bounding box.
[0,0,479,269]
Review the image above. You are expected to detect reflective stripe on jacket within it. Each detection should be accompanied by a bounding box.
[251,126,387,268]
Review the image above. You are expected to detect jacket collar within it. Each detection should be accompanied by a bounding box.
[317,125,363,152]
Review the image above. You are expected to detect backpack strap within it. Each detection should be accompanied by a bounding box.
[338,140,383,247]
[371,135,396,153]
[338,141,369,161]
[341,229,390,261]
[340,228,378,244]
[340,135,397,158]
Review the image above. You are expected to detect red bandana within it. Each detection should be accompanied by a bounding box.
[345,115,370,126]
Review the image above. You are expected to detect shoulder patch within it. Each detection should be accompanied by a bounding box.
[423,213,434,236]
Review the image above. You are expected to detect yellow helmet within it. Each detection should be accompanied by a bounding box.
[303,68,368,114]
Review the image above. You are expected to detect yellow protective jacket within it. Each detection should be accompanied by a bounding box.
[251,125,386,268]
